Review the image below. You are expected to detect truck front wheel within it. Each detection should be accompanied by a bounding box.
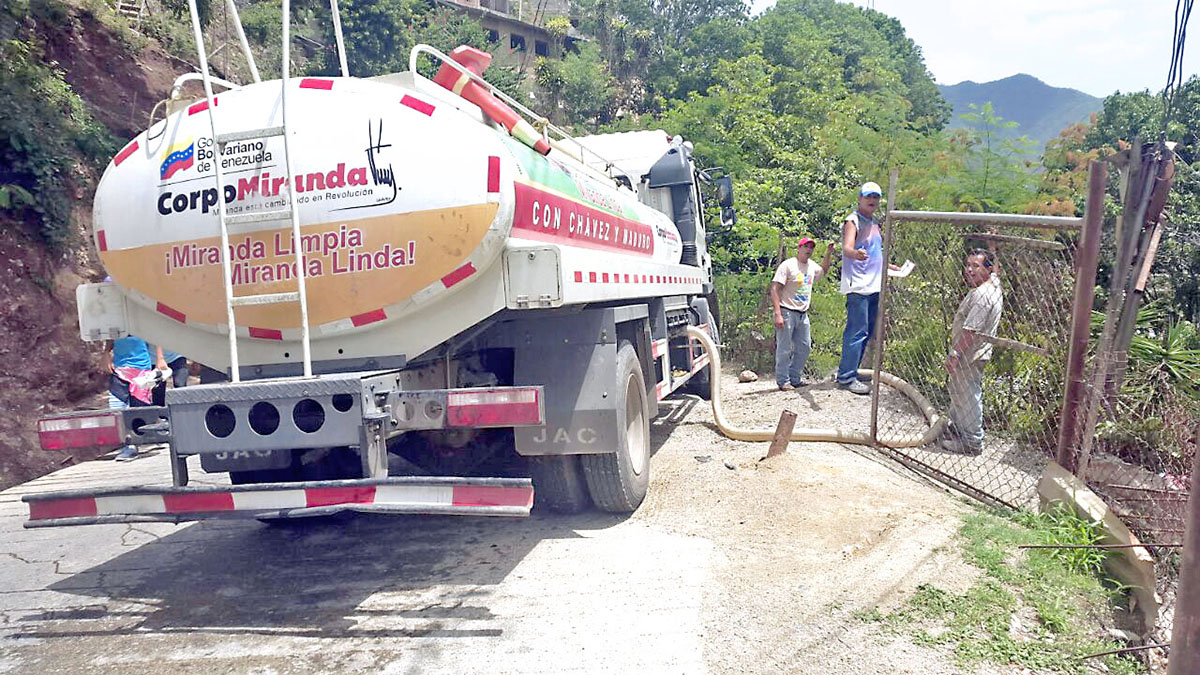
[581,342,651,512]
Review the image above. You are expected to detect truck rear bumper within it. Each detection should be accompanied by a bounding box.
[22,476,533,528]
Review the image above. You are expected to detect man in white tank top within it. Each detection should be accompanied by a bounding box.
[836,182,898,394]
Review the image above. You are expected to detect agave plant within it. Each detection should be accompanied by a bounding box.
[1127,317,1200,398]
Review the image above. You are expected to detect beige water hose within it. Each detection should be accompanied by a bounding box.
[686,326,946,448]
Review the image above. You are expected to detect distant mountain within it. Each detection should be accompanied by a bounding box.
[938,74,1102,152]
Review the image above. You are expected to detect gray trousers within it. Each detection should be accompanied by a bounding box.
[948,359,984,449]
[775,308,811,386]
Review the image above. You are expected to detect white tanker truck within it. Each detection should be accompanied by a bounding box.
[23,5,734,527]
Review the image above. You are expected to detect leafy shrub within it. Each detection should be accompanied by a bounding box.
[0,37,116,248]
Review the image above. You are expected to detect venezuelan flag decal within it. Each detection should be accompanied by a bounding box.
[160,140,195,180]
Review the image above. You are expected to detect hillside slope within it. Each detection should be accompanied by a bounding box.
[939,74,1101,149]
[0,1,184,490]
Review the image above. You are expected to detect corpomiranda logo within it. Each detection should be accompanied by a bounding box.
[157,163,371,216]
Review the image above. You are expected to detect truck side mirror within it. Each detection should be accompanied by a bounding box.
[716,176,734,208]
[721,206,736,228]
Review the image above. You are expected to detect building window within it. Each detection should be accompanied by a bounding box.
[510,34,526,52]
[487,29,500,43]
[534,40,549,56]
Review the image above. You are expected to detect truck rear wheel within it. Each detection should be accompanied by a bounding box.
[528,455,591,513]
[581,342,651,513]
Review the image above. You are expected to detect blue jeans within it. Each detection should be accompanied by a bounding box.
[775,308,811,386]
[837,292,879,384]
[948,359,984,449]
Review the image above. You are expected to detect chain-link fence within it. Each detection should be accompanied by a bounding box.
[1076,365,1197,648]
[871,217,1081,509]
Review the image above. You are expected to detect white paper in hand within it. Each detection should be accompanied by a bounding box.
[888,260,916,278]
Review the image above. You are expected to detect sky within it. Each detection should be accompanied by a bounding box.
[747,0,1200,98]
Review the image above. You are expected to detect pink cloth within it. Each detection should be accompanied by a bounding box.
[114,366,154,404]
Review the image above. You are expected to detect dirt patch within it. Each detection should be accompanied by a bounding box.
[39,6,183,140]
[636,367,989,673]
[0,221,108,489]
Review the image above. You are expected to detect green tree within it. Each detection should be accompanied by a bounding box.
[537,43,614,126]
[950,103,1036,212]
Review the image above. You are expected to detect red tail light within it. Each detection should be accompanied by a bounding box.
[446,388,542,428]
[37,412,122,451]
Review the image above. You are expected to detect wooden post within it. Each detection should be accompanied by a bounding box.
[763,410,797,460]
[1107,154,1175,399]
[1056,160,1106,472]
[1168,427,1200,674]
[1076,149,1164,480]
[869,169,899,445]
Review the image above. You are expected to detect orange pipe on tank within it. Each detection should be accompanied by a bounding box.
[433,45,551,155]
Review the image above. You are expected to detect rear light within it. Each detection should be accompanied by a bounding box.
[446,388,542,428]
[37,412,122,451]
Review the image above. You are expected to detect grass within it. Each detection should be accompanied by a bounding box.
[859,507,1145,674]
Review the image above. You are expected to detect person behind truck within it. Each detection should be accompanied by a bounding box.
[161,349,188,387]
[836,182,900,395]
[151,348,189,406]
[770,237,834,390]
[942,249,1003,455]
[107,335,164,461]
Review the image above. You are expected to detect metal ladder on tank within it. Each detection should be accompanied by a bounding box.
[183,0,350,382]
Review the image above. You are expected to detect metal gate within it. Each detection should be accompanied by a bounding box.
[867,190,1089,509]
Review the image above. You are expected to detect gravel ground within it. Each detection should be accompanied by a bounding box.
[639,367,990,674]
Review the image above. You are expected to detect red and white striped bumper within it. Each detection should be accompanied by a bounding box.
[23,477,533,528]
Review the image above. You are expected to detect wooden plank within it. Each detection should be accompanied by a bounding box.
[1135,216,1165,292]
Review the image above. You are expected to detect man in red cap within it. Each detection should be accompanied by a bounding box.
[770,237,835,390]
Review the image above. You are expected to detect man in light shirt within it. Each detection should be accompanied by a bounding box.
[770,237,834,390]
[943,249,1004,455]
[837,182,900,395]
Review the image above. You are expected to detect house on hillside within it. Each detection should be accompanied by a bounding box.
[436,0,582,70]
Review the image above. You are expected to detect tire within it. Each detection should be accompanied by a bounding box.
[581,342,651,513]
[528,455,592,513]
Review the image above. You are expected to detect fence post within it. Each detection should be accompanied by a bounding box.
[1056,160,1105,472]
[870,168,899,445]
[1168,428,1200,674]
